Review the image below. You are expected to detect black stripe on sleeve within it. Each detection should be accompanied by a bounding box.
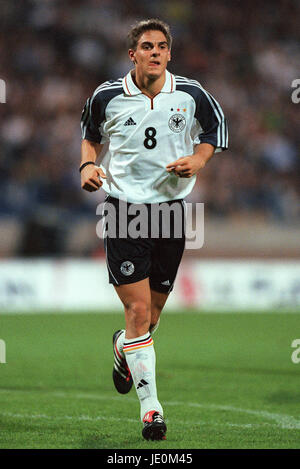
[80,84,123,143]
[176,80,228,150]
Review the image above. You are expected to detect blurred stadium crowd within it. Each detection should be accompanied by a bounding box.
[0,0,299,257]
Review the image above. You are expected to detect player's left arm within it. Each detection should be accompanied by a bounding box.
[166,85,228,178]
[166,143,215,178]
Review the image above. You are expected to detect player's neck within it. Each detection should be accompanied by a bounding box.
[132,69,166,99]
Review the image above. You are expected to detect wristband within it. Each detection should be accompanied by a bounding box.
[79,161,95,173]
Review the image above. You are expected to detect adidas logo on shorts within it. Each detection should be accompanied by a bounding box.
[161,280,170,286]
[124,117,136,126]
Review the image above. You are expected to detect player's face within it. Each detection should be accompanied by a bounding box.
[129,30,171,79]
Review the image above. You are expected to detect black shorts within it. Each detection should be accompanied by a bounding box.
[102,196,186,293]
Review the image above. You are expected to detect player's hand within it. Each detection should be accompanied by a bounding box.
[81,164,107,192]
[166,155,206,178]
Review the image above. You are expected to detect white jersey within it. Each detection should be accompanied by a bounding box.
[81,70,228,203]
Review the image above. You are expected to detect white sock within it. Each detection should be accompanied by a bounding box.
[123,332,163,421]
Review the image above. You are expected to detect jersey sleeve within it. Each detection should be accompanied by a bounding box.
[80,93,107,143]
[193,87,228,152]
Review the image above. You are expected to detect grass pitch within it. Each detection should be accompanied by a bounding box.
[0,312,300,449]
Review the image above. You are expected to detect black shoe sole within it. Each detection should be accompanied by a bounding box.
[142,422,167,441]
[112,330,133,394]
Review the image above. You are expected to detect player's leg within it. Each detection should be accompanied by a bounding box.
[114,278,152,338]
[104,196,153,397]
[104,196,166,438]
[149,289,169,334]
[113,278,151,366]
[114,279,164,428]
[111,276,152,396]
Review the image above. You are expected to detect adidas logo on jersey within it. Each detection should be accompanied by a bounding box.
[161,280,170,286]
[124,117,136,126]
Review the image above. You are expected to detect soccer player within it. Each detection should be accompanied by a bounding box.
[80,19,228,440]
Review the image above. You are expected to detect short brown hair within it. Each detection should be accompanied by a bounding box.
[127,19,172,50]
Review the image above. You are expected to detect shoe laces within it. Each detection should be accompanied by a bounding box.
[153,413,164,424]
[143,411,163,423]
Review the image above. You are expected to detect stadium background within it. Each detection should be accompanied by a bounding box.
[0,0,299,311]
[0,0,300,449]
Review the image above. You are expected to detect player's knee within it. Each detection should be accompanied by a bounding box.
[127,300,151,333]
[129,300,151,321]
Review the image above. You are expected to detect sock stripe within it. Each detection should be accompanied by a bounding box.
[124,334,151,347]
[123,337,153,353]
[123,342,153,353]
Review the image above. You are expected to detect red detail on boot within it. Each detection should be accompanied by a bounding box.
[126,365,131,382]
[143,410,157,423]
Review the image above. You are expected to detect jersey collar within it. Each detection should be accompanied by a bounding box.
[123,69,175,96]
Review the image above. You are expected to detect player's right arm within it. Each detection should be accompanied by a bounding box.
[80,90,108,192]
[80,139,106,192]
